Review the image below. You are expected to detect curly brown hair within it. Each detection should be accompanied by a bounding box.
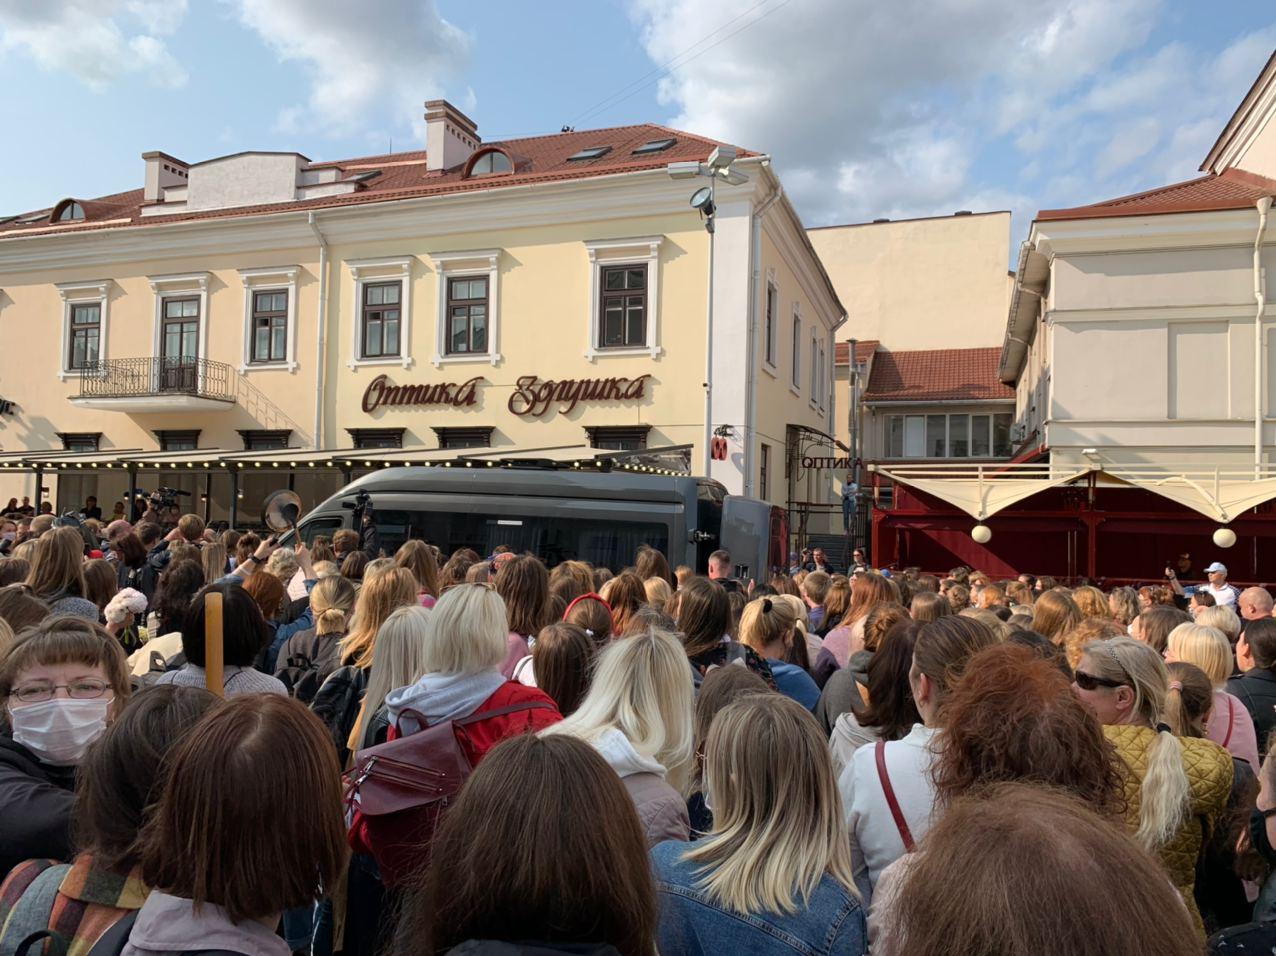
[931,643,1124,815]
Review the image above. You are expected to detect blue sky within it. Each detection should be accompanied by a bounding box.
[0,0,1274,245]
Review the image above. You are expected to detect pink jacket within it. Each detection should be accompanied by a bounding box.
[1207,689,1259,773]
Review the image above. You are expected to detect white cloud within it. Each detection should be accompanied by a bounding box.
[626,0,1276,235]
[0,0,187,89]
[223,0,471,139]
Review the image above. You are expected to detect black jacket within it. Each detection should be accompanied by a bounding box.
[1227,667,1276,751]
[0,735,76,876]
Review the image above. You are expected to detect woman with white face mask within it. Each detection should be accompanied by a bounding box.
[0,616,129,876]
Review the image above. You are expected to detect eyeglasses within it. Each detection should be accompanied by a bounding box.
[9,679,111,703]
[1073,670,1126,691]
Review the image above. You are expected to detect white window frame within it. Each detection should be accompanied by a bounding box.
[790,306,802,395]
[762,269,778,375]
[583,236,664,360]
[55,279,111,380]
[430,249,501,368]
[346,257,414,370]
[148,272,210,364]
[237,266,299,373]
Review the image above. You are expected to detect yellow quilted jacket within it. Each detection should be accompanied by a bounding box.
[1104,724,1233,936]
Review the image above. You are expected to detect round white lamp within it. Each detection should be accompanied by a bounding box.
[1213,527,1237,549]
[971,524,992,544]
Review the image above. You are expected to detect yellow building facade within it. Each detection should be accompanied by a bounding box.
[0,106,843,524]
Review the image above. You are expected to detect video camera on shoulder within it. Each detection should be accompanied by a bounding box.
[342,490,374,525]
[130,486,192,510]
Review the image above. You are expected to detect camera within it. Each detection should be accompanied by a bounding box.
[342,490,374,526]
[130,486,191,510]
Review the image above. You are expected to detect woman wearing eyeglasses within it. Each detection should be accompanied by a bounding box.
[1071,636,1233,938]
[0,616,130,876]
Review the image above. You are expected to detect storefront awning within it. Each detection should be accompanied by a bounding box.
[872,464,1090,520]
[873,462,1276,524]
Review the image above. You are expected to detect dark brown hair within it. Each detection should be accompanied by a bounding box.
[676,577,731,658]
[340,551,368,582]
[235,533,261,567]
[83,558,118,611]
[634,545,672,586]
[439,553,474,589]
[769,575,800,597]
[394,734,657,955]
[932,644,1124,814]
[913,615,999,722]
[563,593,613,647]
[74,685,221,872]
[0,557,29,588]
[1247,617,1276,670]
[911,590,952,623]
[394,539,440,599]
[139,695,348,924]
[694,665,772,789]
[495,554,550,638]
[532,623,595,716]
[883,783,1199,956]
[152,560,206,635]
[0,584,50,633]
[1137,605,1192,655]
[180,584,271,668]
[111,532,147,568]
[608,571,647,636]
[858,619,922,741]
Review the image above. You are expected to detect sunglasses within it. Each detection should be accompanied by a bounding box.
[1074,670,1126,691]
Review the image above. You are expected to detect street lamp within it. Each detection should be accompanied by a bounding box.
[669,146,749,475]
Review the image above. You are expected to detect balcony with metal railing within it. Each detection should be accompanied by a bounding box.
[71,357,237,412]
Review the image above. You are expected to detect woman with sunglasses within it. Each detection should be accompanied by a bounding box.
[0,617,130,876]
[1071,637,1233,938]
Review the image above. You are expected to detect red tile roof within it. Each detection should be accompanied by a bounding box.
[0,125,755,239]
[864,347,1014,403]
[1037,167,1276,222]
[834,339,879,367]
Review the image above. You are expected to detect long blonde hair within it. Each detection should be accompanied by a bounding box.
[311,575,357,637]
[1166,622,1232,687]
[351,604,432,750]
[542,625,694,792]
[682,693,856,914]
[25,527,87,600]
[1083,637,1190,852]
[339,567,417,669]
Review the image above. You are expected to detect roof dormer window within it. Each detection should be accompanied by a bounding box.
[465,148,514,178]
[52,200,85,222]
[567,146,612,161]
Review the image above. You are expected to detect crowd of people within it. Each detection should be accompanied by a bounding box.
[3,508,1276,953]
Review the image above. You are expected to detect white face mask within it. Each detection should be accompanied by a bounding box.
[10,697,111,766]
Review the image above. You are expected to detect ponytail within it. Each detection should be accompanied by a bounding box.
[316,606,350,637]
[1136,725,1191,851]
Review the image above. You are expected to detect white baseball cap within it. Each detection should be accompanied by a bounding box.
[1204,561,1228,574]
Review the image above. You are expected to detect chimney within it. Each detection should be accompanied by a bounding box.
[142,151,188,202]
[424,100,480,172]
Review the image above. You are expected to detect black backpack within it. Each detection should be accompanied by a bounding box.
[276,631,335,704]
[311,664,368,765]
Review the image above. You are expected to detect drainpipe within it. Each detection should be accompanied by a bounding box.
[307,213,329,451]
[745,180,784,495]
[1254,196,1272,477]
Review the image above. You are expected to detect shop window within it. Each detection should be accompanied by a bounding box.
[347,428,405,450]
[155,429,200,452]
[57,432,101,453]
[585,425,650,451]
[237,429,291,451]
[432,426,493,450]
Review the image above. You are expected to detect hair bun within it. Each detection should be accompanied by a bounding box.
[762,598,773,613]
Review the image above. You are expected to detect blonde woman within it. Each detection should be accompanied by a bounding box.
[738,597,818,710]
[543,625,694,847]
[775,593,818,661]
[644,576,673,611]
[1109,586,1140,628]
[274,574,357,701]
[1196,604,1242,646]
[1164,622,1258,772]
[1070,637,1232,936]
[652,694,866,954]
[349,605,433,752]
[1072,585,1109,620]
[24,527,96,620]
[338,567,418,670]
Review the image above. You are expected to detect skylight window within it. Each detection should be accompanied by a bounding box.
[349,170,382,183]
[632,138,677,155]
[567,146,612,161]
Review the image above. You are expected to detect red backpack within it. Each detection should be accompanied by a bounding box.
[344,700,554,885]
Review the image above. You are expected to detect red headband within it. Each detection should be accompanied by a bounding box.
[563,592,612,620]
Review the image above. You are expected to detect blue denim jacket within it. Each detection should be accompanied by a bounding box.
[650,841,868,956]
